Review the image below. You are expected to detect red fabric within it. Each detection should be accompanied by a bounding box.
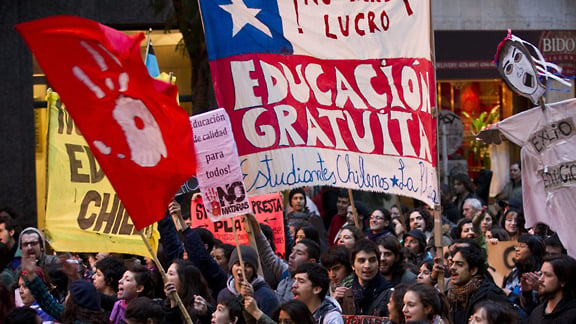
[327,213,347,247]
[16,16,196,230]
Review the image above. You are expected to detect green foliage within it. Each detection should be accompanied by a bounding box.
[461,105,500,167]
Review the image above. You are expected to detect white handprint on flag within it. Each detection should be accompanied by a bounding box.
[72,41,167,167]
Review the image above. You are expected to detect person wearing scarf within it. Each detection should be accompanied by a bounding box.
[341,239,393,316]
[447,242,508,324]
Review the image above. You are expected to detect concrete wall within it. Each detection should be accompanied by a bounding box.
[433,0,576,30]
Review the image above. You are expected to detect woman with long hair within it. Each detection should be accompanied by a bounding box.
[164,259,215,323]
[500,208,526,241]
[502,234,545,309]
[402,283,448,324]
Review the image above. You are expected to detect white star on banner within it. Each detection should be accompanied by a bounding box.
[219,0,272,38]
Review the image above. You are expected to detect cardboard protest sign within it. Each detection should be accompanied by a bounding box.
[43,92,159,257]
[342,315,388,324]
[198,1,438,207]
[191,192,286,259]
[190,109,251,221]
[487,240,517,288]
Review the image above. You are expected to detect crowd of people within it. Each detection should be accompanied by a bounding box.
[0,164,575,324]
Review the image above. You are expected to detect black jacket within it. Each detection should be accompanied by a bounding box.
[529,298,576,324]
[449,276,509,324]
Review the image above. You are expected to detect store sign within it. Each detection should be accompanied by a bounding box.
[539,31,576,77]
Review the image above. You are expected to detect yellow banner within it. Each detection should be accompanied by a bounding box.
[44,92,159,257]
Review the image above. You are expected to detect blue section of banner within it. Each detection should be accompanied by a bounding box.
[198,0,293,60]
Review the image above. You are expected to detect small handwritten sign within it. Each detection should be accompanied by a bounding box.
[191,193,286,259]
[190,109,250,221]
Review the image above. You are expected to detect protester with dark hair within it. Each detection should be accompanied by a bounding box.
[544,233,566,256]
[212,296,246,324]
[110,264,154,324]
[245,298,315,324]
[5,306,42,324]
[342,239,393,316]
[286,188,326,246]
[447,242,508,323]
[416,259,435,286]
[368,208,393,242]
[377,235,416,287]
[452,173,477,218]
[16,267,55,323]
[0,215,19,272]
[403,229,432,270]
[320,245,353,305]
[211,242,235,273]
[387,284,407,324]
[291,263,343,324]
[93,256,126,312]
[245,214,319,303]
[454,218,476,239]
[503,234,545,311]
[218,245,279,316]
[469,300,522,324]
[327,190,350,246]
[495,161,523,206]
[164,259,215,323]
[124,297,164,324]
[501,208,526,241]
[405,208,433,246]
[529,254,576,323]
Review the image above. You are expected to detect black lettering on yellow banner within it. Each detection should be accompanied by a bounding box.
[78,190,135,235]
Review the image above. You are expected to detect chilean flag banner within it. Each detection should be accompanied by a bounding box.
[16,16,197,230]
[199,0,438,206]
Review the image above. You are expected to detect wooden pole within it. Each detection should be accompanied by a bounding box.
[433,205,445,292]
[347,189,360,229]
[138,231,193,324]
[232,218,248,284]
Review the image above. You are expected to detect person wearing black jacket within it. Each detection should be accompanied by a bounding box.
[341,239,393,316]
[529,254,576,323]
[447,241,509,323]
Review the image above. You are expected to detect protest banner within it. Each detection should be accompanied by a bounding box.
[487,240,517,288]
[342,315,388,324]
[191,192,286,259]
[190,108,251,221]
[43,92,159,257]
[198,1,438,207]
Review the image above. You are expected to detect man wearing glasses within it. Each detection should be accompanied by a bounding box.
[18,227,58,271]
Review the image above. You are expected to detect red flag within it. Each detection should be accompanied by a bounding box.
[16,16,196,230]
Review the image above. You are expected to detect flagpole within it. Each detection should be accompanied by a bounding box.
[144,28,152,65]
[138,231,193,324]
[347,189,359,229]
